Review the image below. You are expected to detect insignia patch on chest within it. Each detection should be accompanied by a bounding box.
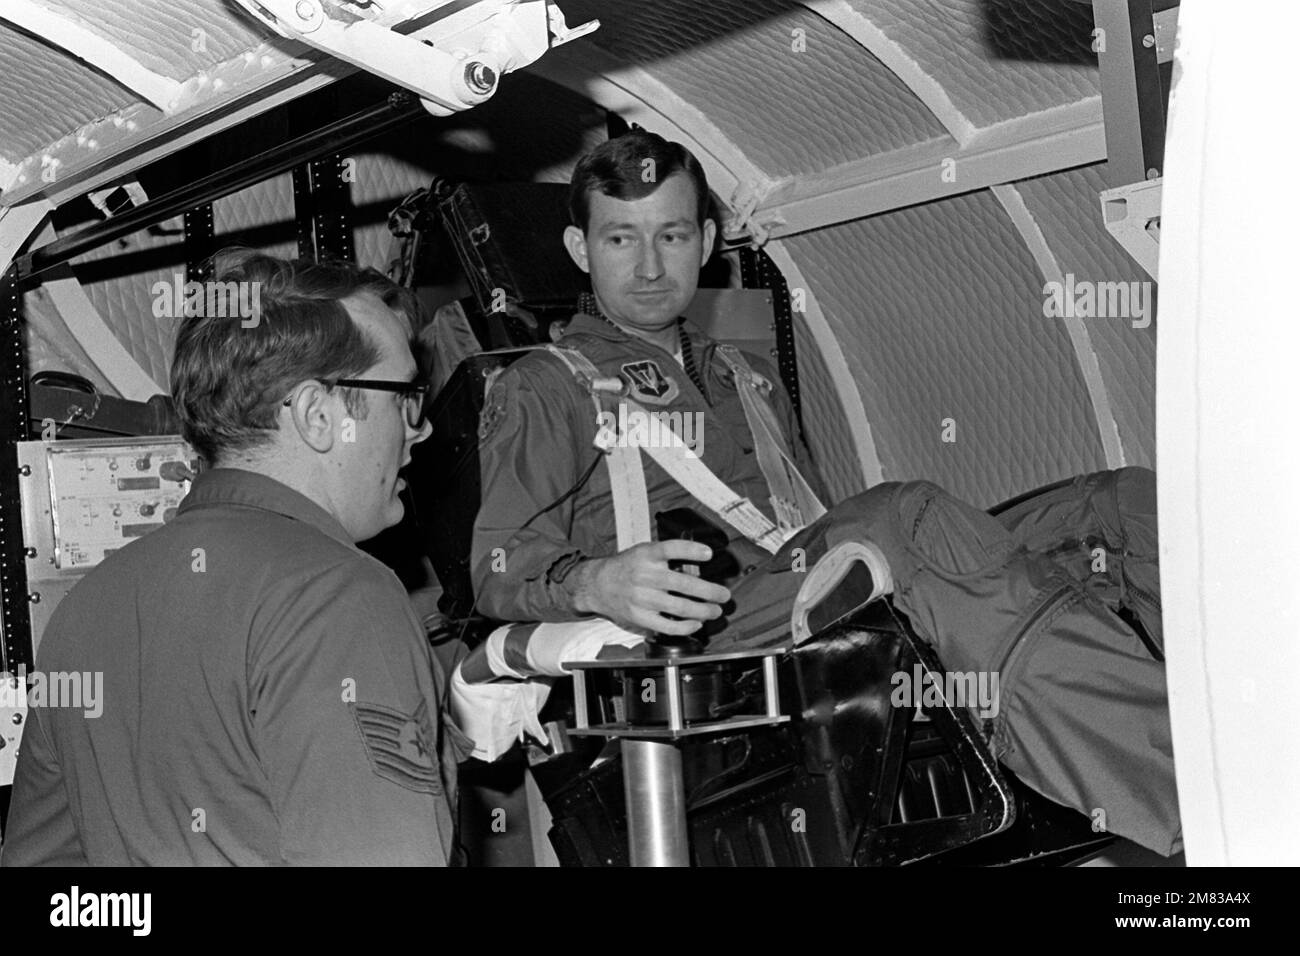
[620,359,680,406]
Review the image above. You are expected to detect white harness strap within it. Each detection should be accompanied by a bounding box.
[629,399,788,553]
[544,344,805,556]
[714,345,827,534]
[544,345,651,550]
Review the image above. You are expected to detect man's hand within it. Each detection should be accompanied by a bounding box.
[570,541,732,636]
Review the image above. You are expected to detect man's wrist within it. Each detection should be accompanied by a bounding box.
[546,551,595,615]
[567,558,598,615]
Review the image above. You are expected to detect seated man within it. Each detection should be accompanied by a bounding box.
[468,131,1180,858]
[2,250,465,866]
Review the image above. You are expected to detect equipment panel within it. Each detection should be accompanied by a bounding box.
[17,437,197,657]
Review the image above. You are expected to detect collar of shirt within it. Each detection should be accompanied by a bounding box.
[567,307,714,401]
[566,309,710,361]
[177,467,355,548]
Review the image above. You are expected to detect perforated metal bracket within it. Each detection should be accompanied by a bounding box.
[1100,177,1161,279]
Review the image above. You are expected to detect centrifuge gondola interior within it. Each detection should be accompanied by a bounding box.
[0,0,1293,871]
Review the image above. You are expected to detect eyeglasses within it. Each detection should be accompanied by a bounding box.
[282,378,429,430]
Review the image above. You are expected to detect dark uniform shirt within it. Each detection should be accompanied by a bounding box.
[471,312,824,623]
[1,468,462,866]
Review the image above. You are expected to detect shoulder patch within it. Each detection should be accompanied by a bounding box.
[351,698,443,795]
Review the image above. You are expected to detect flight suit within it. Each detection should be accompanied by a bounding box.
[470,310,825,632]
[470,314,1181,856]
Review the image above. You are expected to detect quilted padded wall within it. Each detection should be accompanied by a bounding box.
[69,217,186,389]
[562,0,949,176]
[848,0,1100,129]
[1013,162,1156,468]
[351,146,439,274]
[24,286,117,394]
[785,188,1107,506]
[0,21,138,163]
[793,316,868,503]
[214,172,298,260]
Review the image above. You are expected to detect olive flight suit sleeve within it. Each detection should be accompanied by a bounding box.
[470,361,601,623]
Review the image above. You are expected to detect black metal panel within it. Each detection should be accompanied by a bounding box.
[740,246,802,427]
[293,155,357,264]
[0,268,32,674]
[183,204,216,284]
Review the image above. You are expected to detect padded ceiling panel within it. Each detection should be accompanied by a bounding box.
[49,0,266,77]
[0,22,138,162]
[785,189,1107,506]
[562,0,949,176]
[793,317,867,503]
[849,0,1099,129]
[1014,162,1156,468]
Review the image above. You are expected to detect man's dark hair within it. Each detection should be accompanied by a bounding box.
[170,248,420,465]
[568,129,712,232]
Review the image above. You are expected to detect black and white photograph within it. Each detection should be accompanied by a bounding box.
[0,0,1287,933]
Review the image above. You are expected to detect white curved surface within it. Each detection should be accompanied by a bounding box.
[1159,0,1300,865]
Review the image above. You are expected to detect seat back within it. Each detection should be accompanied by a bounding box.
[406,347,538,618]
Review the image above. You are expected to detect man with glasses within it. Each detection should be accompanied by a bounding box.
[1,249,466,866]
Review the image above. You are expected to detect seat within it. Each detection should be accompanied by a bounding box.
[400,346,1114,866]
[395,181,1115,867]
[539,602,1112,867]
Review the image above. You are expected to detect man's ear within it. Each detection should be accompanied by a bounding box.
[700,218,718,268]
[563,225,591,274]
[284,383,336,454]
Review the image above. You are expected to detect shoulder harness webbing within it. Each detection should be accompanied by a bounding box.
[541,343,824,554]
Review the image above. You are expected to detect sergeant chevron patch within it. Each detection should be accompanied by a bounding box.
[351,699,442,794]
